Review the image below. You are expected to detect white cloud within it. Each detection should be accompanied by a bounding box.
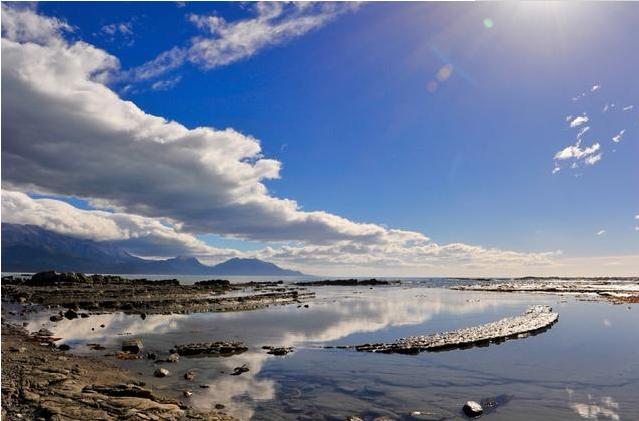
[151,75,182,91]
[102,22,133,37]
[576,126,590,140]
[1,190,241,260]
[622,105,634,111]
[584,153,602,166]
[554,141,600,161]
[0,3,73,44]
[552,166,561,175]
[127,2,360,81]
[591,85,601,92]
[569,114,589,128]
[612,129,625,143]
[596,229,606,236]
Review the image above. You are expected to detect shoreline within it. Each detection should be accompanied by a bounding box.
[1,322,239,421]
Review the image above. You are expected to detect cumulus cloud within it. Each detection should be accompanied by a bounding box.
[126,2,359,81]
[569,114,589,128]
[554,141,600,161]
[1,190,240,260]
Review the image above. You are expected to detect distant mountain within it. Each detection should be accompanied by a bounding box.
[1,223,305,276]
[206,257,304,276]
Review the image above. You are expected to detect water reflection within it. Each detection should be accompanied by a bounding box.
[11,286,639,420]
[567,389,620,421]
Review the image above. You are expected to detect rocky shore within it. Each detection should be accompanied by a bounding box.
[1,322,239,421]
[2,272,314,315]
[349,305,559,354]
[450,279,639,304]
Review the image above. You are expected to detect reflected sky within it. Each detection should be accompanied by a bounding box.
[8,285,639,420]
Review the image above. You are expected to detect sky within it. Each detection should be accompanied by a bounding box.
[1,1,638,277]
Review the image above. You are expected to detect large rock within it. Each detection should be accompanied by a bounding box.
[462,401,483,417]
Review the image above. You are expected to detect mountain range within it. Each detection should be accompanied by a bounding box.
[1,223,305,276]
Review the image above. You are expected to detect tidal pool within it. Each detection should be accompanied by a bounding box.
[12,285,639,420]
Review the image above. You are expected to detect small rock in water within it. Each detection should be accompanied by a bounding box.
[167,353,179,363]
[58,344,71,351]
[154,368,170,378]
[462,401,483,417]
[215,404,225,410]
[49,314,63,322]
[80,313,89,318]
[122,338,143,354]
[64,309,78,320]
[146,352,157,360]
[184,370,196,380]
[345,417,364,421]
[183,389,193,398]
[230,364,249,376]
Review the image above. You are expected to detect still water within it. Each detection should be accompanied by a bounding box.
[10,284,639,421]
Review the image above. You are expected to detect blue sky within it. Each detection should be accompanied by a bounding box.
[2,2,638,276]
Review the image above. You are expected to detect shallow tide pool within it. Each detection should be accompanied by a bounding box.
[10,285,639,421]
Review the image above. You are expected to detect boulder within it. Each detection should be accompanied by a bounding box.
[462,401,483,417]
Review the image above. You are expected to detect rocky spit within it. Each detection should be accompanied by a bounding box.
[450,279,639,303]
[1,272,314,315]
[352,305,559,354]
[1,322,238,421]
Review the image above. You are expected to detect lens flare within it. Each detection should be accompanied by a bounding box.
[426,81,438,93]
[436,64,454,82]
[483,18,494,29]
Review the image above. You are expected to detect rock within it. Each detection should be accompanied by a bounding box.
[173,341,248,356]
[122,339,144,354]
[64,309,78,319]
[87,343,106,351]
[167,353,179,363]
[58,344,71,351]
[345,417,364,421]
[230,364,249,376]
[154,368,170,378]
[140,313,147,320]
[80,313,89,318]
[215,404,225,410]
[146,352,157,360]
[184,371,196,380]
[462,401,483,417]
[49,314,64,322]
[183,389,193,398]
[354,305,559,354]
[265,346,294,356]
